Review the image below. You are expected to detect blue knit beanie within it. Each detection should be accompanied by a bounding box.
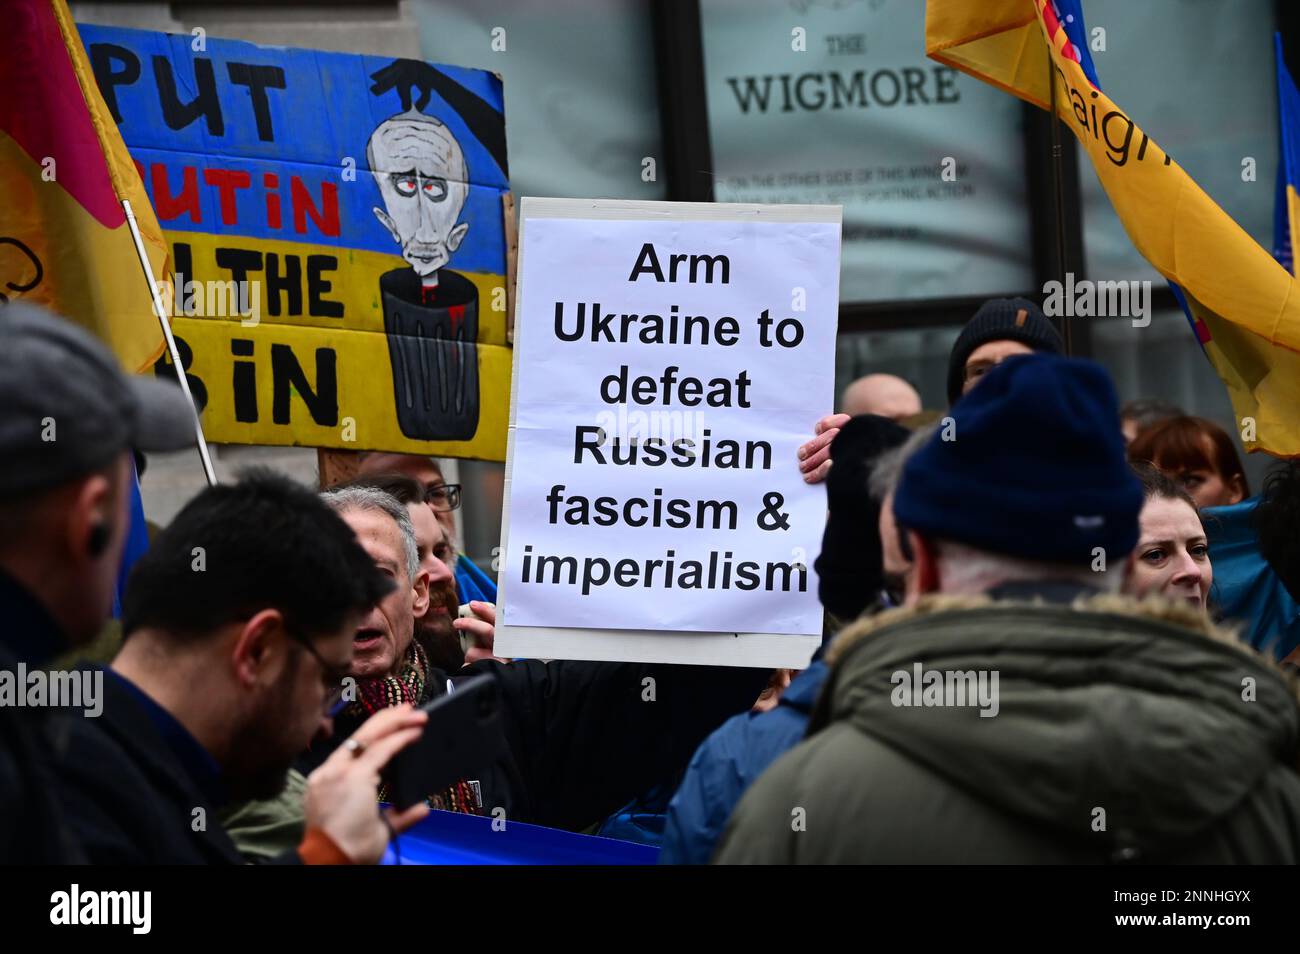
[894,353,1142,566]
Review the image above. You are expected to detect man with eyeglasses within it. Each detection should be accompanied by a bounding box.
[355,452,498,605]
[280,483,771,832]
[51,471,433,864]
[944,297,1064,405]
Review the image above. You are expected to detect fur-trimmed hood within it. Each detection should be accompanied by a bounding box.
[814,592,1300,853]
[827,591,1274,664]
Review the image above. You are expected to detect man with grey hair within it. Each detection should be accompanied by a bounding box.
[718,354,1300,864]
[324,485,419,575]
[297,486,771,829]
[868,423,937,603]
[351,451,501,607]
[320,485,427,685]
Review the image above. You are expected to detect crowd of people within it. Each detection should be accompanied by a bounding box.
[3,293,1299,865]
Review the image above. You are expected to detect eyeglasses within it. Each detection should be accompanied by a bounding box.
[963,359,999,384]
[424,482,462,512]
[287,630,352,717]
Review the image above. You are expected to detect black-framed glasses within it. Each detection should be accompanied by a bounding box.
[287,630,352,717]
[963,359,999,384]
[424,482,462,512]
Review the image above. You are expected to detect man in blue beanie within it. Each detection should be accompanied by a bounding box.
[717,354,1300,864]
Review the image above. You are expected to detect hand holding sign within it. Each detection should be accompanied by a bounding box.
[799,412,851,483]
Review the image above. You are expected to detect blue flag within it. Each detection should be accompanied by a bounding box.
[1274,33,1300,275]
[382,808,659,865]
[112,460,150,618]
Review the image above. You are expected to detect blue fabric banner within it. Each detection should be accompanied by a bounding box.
[382,808,660,865]
[1204,498,1300,661]
[1273,33,1300,274]
[112,459,150,619]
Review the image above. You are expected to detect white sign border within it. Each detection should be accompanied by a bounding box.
[495,197,842,669]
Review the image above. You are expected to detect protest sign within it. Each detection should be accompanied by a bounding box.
[77,24,512,460]
[495,198,841,667]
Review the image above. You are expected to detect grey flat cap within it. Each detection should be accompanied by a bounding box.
[0,302,196,496]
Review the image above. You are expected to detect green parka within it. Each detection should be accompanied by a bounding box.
[716,591,1300,864]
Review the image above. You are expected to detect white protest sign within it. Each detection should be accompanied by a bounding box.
[496,198,841,668]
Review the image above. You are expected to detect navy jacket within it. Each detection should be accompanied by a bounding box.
[0,570,84,863]
[659,657,827,865]
[53,666,251,864]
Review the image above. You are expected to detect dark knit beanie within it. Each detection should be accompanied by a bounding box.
[814,414,910,621]
[946,297,1064,404]
[895,354,1142,567]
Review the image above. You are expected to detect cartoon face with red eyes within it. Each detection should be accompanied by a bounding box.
[367,109,470,282]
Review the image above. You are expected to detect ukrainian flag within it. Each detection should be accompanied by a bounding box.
[928,0,1300,458]
[0,0,167,373]
[1273,34,1300,278]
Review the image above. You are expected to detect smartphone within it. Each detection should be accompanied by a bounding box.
[383,673,507,811]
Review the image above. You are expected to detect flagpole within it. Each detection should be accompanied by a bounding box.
[121,199,218,487]
[1047,57,1075,357]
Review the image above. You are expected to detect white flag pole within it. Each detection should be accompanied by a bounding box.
[121,198,218,487]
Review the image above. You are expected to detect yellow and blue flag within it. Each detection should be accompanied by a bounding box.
[0,0,168,372]
[928,0,1300,458]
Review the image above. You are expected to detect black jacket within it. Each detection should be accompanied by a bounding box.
[0,651,86,864]
[0,571,84,863]
[52,666,252,864]
[300,657,770,832]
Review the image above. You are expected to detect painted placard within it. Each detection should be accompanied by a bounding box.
[78,24,512,459]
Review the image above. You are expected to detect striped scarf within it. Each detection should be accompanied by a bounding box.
[347,640,482,815]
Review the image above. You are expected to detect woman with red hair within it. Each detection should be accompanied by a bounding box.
[1128,415,1248,509]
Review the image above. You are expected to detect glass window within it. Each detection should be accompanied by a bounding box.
[412,0,666,202]
[1091,308,1271,491]
[700,0,1033,303]
[412,0,667,571]
[835,326,962,413]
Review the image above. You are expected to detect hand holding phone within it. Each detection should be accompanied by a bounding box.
[383,673,507,810]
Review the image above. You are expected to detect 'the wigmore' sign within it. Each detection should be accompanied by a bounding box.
[496,198,841,668]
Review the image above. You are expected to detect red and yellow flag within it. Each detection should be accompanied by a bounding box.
[928,0,1300,458]
[0,0,167,372]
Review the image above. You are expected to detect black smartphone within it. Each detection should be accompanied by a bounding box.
[383,673,507,811]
